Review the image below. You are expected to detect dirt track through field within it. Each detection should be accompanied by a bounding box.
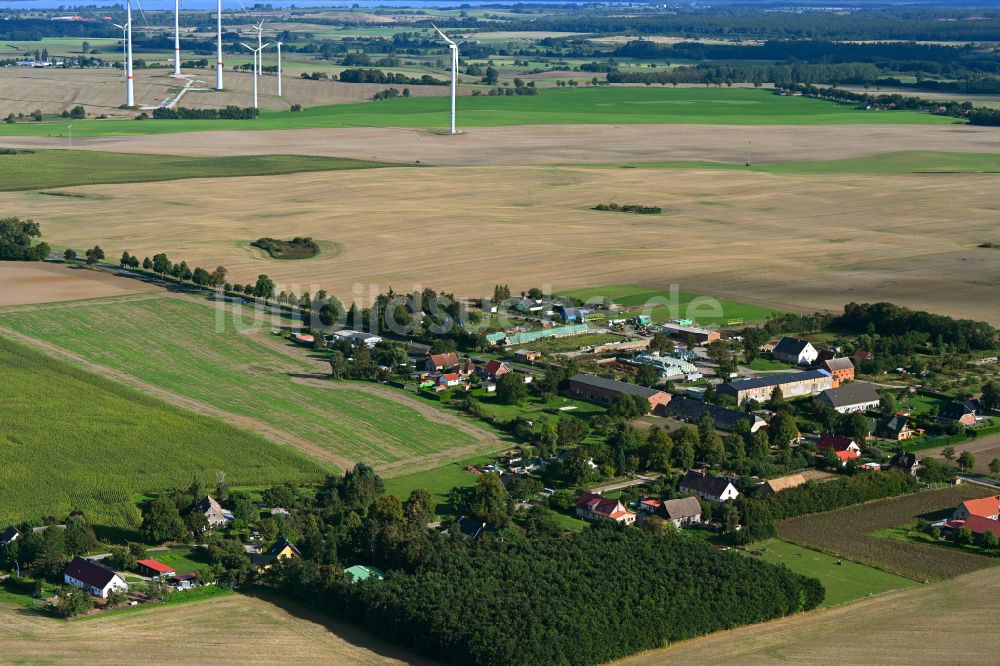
[4,123,1000,165]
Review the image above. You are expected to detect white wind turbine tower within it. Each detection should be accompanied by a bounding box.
[172,0,181,76]
[215,0,223,89]
[275,40,283,96]
[242,41,268,108]
[432,24,458,134]
[253,19,265,75]
[114,2,134,107]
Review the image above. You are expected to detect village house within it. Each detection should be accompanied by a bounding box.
[332,329,383,348]
[514,349,541,363]
[425,352,460,372]
[952,495,1000,522]
[481,360,512,381]
[946,514,1000,540]
[821,357,856,385]
[666,396,767,432]
[63,557,128,598]
[555,304,589,323]
[251,535,301,571]
[196,496,233,528]
[574,492,637,525]
[772,337,819,366]
[889,450,921,476]
[718,370,834,405]
[437,373,464,388]
[659,496,702,528]
[818,382,881,414]
[639,499,661,514]
[0,525,19,547]
[877,414,918,441]
[661,322,720,344]
[816,433,862,465]
[569,374,671,413]
[455,359,476,377]
[678,470,739,502]
[136,559,175,578]
[939,399,982,427]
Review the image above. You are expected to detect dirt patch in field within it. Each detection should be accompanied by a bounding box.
[3,165,997,324]
[5,123,1000,166]
[612,566,1000,665]
[0,262,158,306]
[0,592,435,665]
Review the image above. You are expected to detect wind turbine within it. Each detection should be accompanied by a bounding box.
[114,3,134,107]
[215,0,223,90]
[275,40,282,96]
[241,41,268,108]
[432,24,458,134]
[172,0,181,76]
[253,19,265,75]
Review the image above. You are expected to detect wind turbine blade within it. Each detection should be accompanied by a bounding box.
[134,0,150,28]
[241,42,253,50]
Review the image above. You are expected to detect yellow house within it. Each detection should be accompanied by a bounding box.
[252,536,301,571]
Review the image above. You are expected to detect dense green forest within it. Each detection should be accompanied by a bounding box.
[267,523,823,666]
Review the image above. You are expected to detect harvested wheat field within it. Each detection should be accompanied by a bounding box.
[0,593,435,665]
[5,123,1000,166]
[0,262,158,306]
[612,565,1000,665]
[0,67,455,116]
[918,433,1000,476]
[4,165,998,323]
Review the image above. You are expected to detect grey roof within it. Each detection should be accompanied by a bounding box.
[720,369,832,394]
[679,470,736,499]
[822,357,855,371]
[773,337,812,357]
[0,525,18,545]
[666,397,762,431]
[569,373,663,399]
[64,557,120,589]
[819,382,881,409]
[940,400,981,420]
[661,496,702,520]
[878,414,910,435]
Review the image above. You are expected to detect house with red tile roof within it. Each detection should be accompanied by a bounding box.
[575,492,636,525]
[437,373,464,388]
[481,360,512,381]
[816,433,861,466]
[952,495,1000,522]
[946,514,1000,539]
[425,352,459,372]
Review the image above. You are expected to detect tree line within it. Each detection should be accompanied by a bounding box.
[337,68,447,86]
[151,106,260,120]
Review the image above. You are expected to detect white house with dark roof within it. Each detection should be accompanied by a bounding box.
[679,470,739,502]
[818,382,881,414]
[772,337,818,366]
[64,557,128,598]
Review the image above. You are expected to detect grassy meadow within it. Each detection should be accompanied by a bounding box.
[0,335,326,529]
[0,87,955,137]
[0,150,395,191]
[746,539,918,607]
[559,284,780,325]
[0,296,482,470]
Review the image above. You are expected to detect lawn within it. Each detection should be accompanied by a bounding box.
[513,332,622,354]
[148,547,216,576]
[0,87,954,137]
[0,296,482,471]
[746,357,795,371]
[0,335,325,530]
[745,539,917,607]
[596,150,1000,175]
[558,283,779,325]
[0,150,395,191]
[382,454,494,516]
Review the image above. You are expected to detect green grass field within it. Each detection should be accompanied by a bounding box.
[746,357,796,371]
[746,539,917,607]
[596,150,1000,174]
[0,335,325,529]
[0,150,394,191]
[383,454,494,516]
[558,284,779,325]
[148,547,215,576]
[0,87,954,137]
[0,296,480,470]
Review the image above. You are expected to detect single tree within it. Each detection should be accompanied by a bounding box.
[957,451,976,470]
[63,248,77,262]
[496,372,528,405]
